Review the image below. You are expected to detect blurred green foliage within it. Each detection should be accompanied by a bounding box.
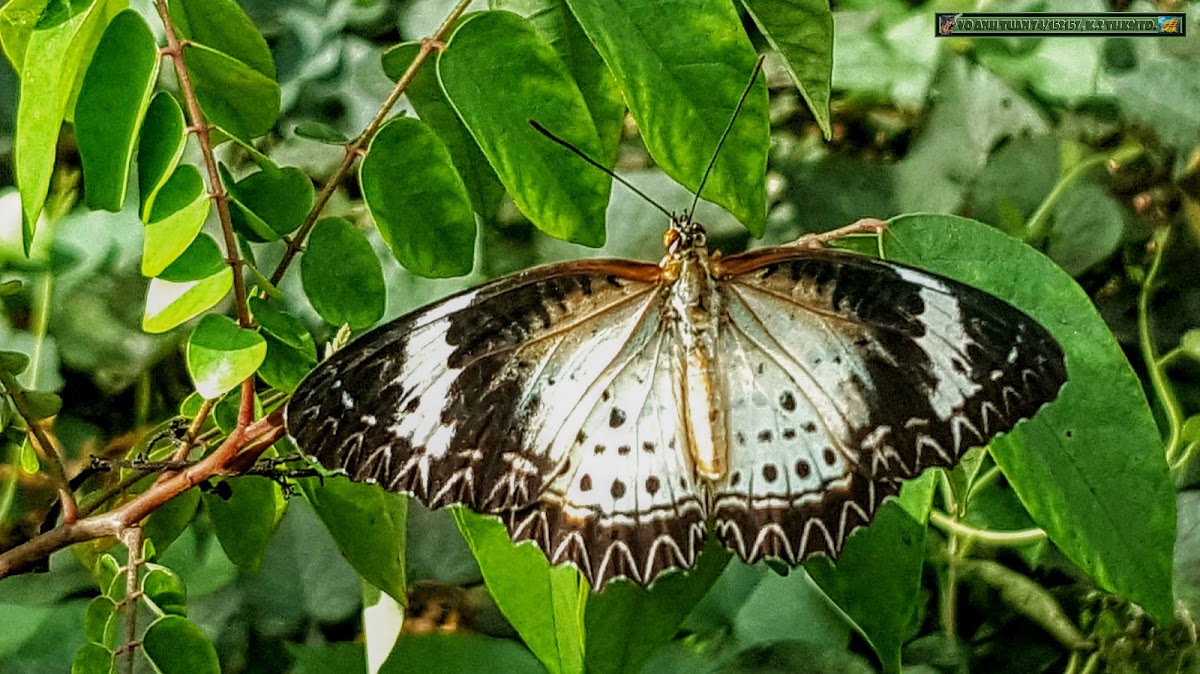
[0,0,1197,672]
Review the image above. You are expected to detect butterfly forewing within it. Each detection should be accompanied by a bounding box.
[710,248,1066,563]
[286,260,665,516]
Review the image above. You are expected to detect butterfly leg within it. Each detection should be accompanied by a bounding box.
[787,218,888,250]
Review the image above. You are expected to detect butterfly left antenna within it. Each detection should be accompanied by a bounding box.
[687,54,767,217]
[528,119,674,219]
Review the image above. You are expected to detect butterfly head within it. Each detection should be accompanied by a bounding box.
[663,214,707,258]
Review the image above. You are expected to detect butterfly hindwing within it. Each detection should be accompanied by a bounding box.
[509,320,708,588]
[710,247,1066,563]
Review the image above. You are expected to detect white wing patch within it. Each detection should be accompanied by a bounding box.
[514,310,707,587]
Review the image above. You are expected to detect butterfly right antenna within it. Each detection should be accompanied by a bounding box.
[687,54,767,217]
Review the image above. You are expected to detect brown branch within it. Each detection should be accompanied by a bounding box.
[0,371,77,523]
[153,0,251,330]
[0,411,286,580]
[118,527,144,674]
[153,2,259,439]
[267,0,473,286]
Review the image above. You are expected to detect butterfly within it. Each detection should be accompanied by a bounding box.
[284,213,1067,590]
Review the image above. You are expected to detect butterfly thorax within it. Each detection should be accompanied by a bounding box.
[661,217,729,482]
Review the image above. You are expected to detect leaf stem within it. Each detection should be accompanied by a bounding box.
[965,464,1002,503]
[1025,145,1143,243]
[268,0,474,286]
[1137,227,1186,471]
[929,510,1048,547]
[938,473,960,639]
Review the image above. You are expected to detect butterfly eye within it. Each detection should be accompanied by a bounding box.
[663,228,680,252]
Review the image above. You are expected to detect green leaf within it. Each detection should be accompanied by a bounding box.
[563,0,768,234]
[142,264,233,334]
[0,351,30,375]
[94,553,121,598]
[381,42,505,220]
[493,0,625,167]
[23,390,62,419]
[258,335,315,393]
[439,11,609,247]
[292,121,349,145]
[297,476,408,604]
[185,313,266,398]
[211,385,261,435]
[72,642,115,674]
[155,233,226,282]
[82,595,118,648]
[141,563,188,616]
[143,487,201,555]
[169,0,275,79]
[18,437,39,473]
[741,0,834,139]
[882,214,1176,620]
[584,542,730,674]
[299,217,385,330]
[143,165,210,278]
[453,508,584,674]
[728,564,852,649]
[138,92,188,219]
[182,41,280,141]
[250,298,315,382]
[250,296,316,393]
[75,9,159,212]
[360,116,476,278]
[379,633,544,674]
[142,615,220,674]
[805,480,934,674]
[0,0,50,71]
[223,162,314,242]
[0,280,22,296]
[14,0,117,249]
[249,296,314,354]
[1044,181,1125,277]
[203,475,285,574]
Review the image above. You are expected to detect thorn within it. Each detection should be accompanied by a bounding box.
[421,37,447,52]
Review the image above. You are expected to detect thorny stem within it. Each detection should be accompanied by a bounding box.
[1137,227,1187,471]
[170,399,214,464]
[153,1,251,330]
[144,398,216,493]
[0,411,286,580]
[267,0,474,286]
[152,1,258,443]
[929,510,1048,547]
[0,371,76,523]
[118,527,144,674]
